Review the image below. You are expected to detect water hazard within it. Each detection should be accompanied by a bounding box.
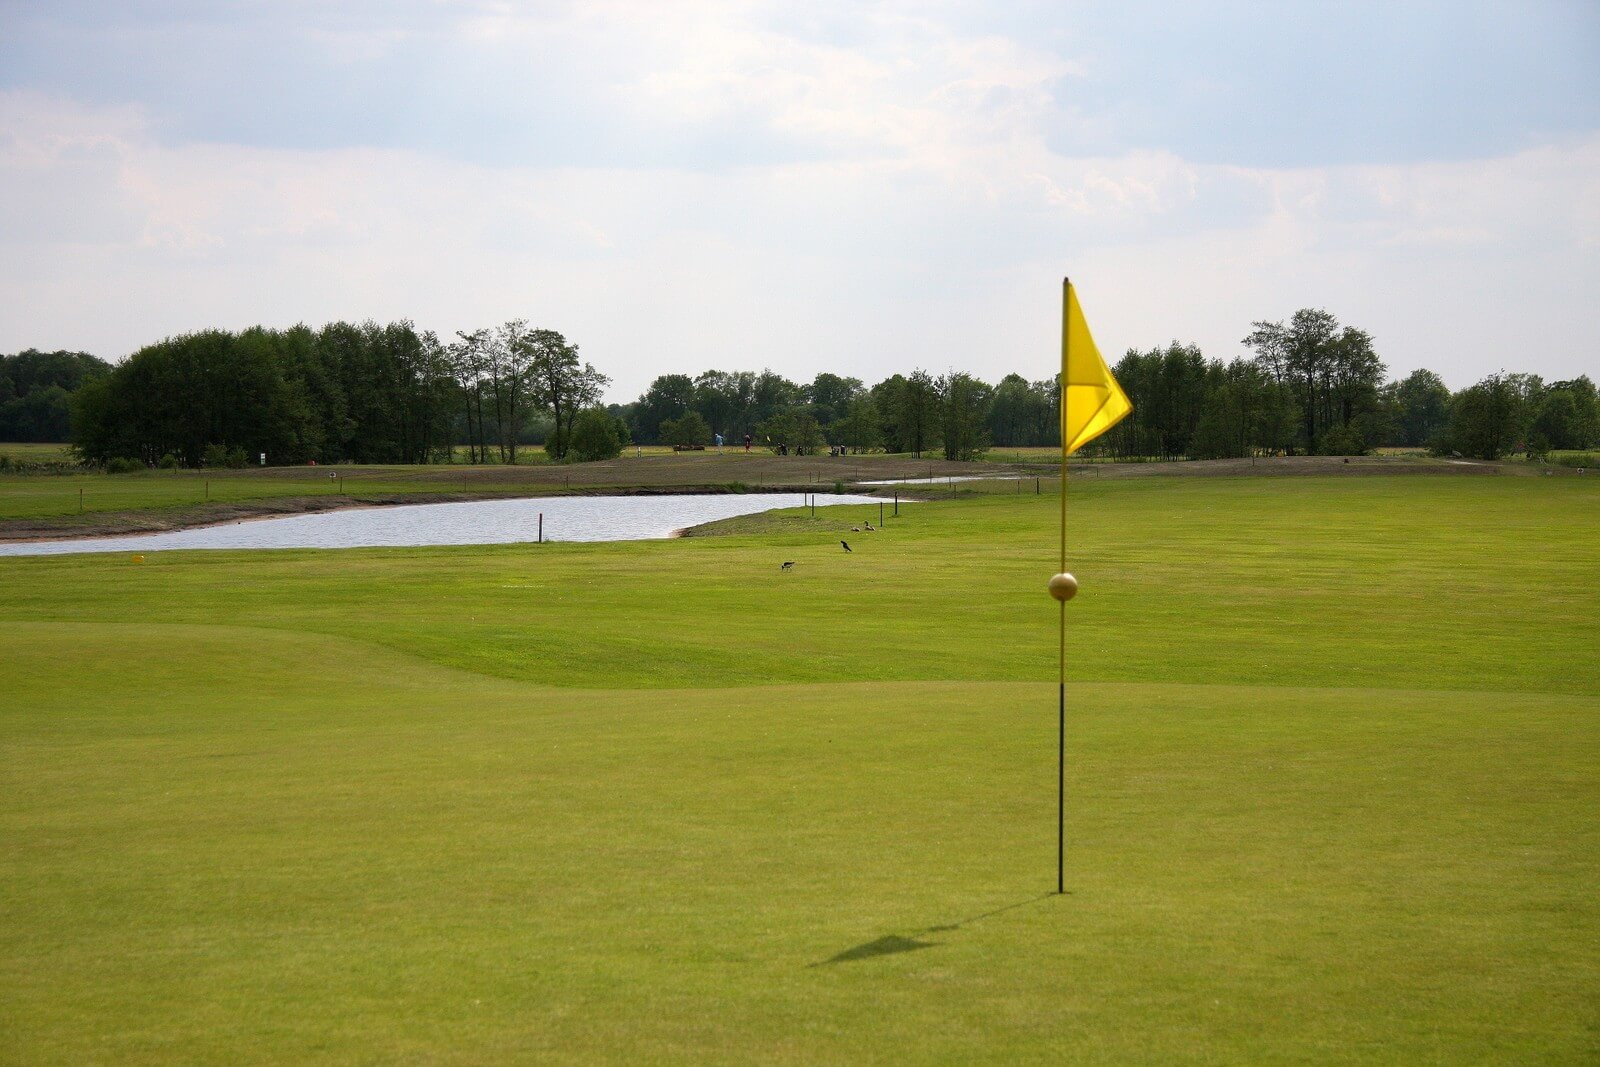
[0,493,890,557]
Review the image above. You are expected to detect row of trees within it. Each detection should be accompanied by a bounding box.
[0,349,112,441]
[1432,372,1598,461]
[449,322,609,464]
[69,321,610,467]
[73,323,458,466]
[29,306,1600,466]
[618,369,1053,460]
[1101,315,1597,462]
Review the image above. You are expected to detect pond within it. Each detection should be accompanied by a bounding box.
[0,493,891,557]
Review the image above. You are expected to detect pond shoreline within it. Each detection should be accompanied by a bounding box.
[0,484,883,544]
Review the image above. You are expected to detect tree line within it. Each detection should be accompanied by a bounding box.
[13,306,1598,467]
[65,321,619,467]
[616,369,1052,460]
[0,349,112,442]
[616,308,1597,462]
[1099,310,1597,461]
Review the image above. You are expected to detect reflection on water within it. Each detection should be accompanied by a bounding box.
[0,493,890,557]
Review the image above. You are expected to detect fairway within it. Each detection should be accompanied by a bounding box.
[3,475,1598,1062]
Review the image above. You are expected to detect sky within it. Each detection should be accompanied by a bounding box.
[2,1,1597,401]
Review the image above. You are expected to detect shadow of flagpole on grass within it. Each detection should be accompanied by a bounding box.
[813,893,1056,966]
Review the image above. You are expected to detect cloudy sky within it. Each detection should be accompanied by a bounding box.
[2,1,1596,400]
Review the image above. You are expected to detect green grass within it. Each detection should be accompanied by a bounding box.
[0,467,572,523]
[2,475,1598,1062]
[0,442,75,463]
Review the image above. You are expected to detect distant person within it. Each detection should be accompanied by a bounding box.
[715,433,724,452]
[744,433,752,453]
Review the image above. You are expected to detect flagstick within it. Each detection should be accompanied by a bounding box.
[1047,276,1078,896]
[1057,463,1067,896]
[1057,283,1070,897]
[1050,275,1125,896]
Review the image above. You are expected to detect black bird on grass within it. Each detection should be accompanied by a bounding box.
[841,540,852,552]
[781,561,795,570]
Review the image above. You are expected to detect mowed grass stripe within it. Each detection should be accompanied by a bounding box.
[2,622,1596,1063]
[2,476,1595,695]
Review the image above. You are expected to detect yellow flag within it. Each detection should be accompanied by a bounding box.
[1061,279,1132,454]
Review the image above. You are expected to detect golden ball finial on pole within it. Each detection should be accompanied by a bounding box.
[1048,572,1079,602]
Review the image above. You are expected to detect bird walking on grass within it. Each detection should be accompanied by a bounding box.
[781,561,795,570]
[841,540,852,552]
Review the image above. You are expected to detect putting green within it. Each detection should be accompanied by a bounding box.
[2,475,1597,1062]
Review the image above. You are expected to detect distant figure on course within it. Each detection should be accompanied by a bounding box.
[715,433,724,452]
[841,540,852,552]
[744,433,752,453]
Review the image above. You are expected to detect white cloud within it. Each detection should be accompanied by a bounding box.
[1,4,1597,395]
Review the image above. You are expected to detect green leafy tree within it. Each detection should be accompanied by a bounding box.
[987,373,1055,447]
[869,374,907,452]
[1532,377,1599,450]
[660,410,711,447]
[569,407,624,461]
[1387,368,1451,447]
[0,349,112,442]
[692,370,738,439]
[752,370,802,421]
[1245,310,1385,454]
[894,370,941,457]
[1439,373,1529,460]
[1560,376,1599,447]
[830,397,882,453]
[449,329,492,463]
[938,372,992,460]
[757,408,825,455]
[631,374,695,444]
[520,328,606,461]
[1318,422,1368,456]
[804,372,864,427]
[1104,343,1208,459]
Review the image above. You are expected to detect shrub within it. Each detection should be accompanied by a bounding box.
[158,453,181,469]
[1318,424,1368,457]
[106,456,145,474]
[569,408,624,462]
[660,411,711,448]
